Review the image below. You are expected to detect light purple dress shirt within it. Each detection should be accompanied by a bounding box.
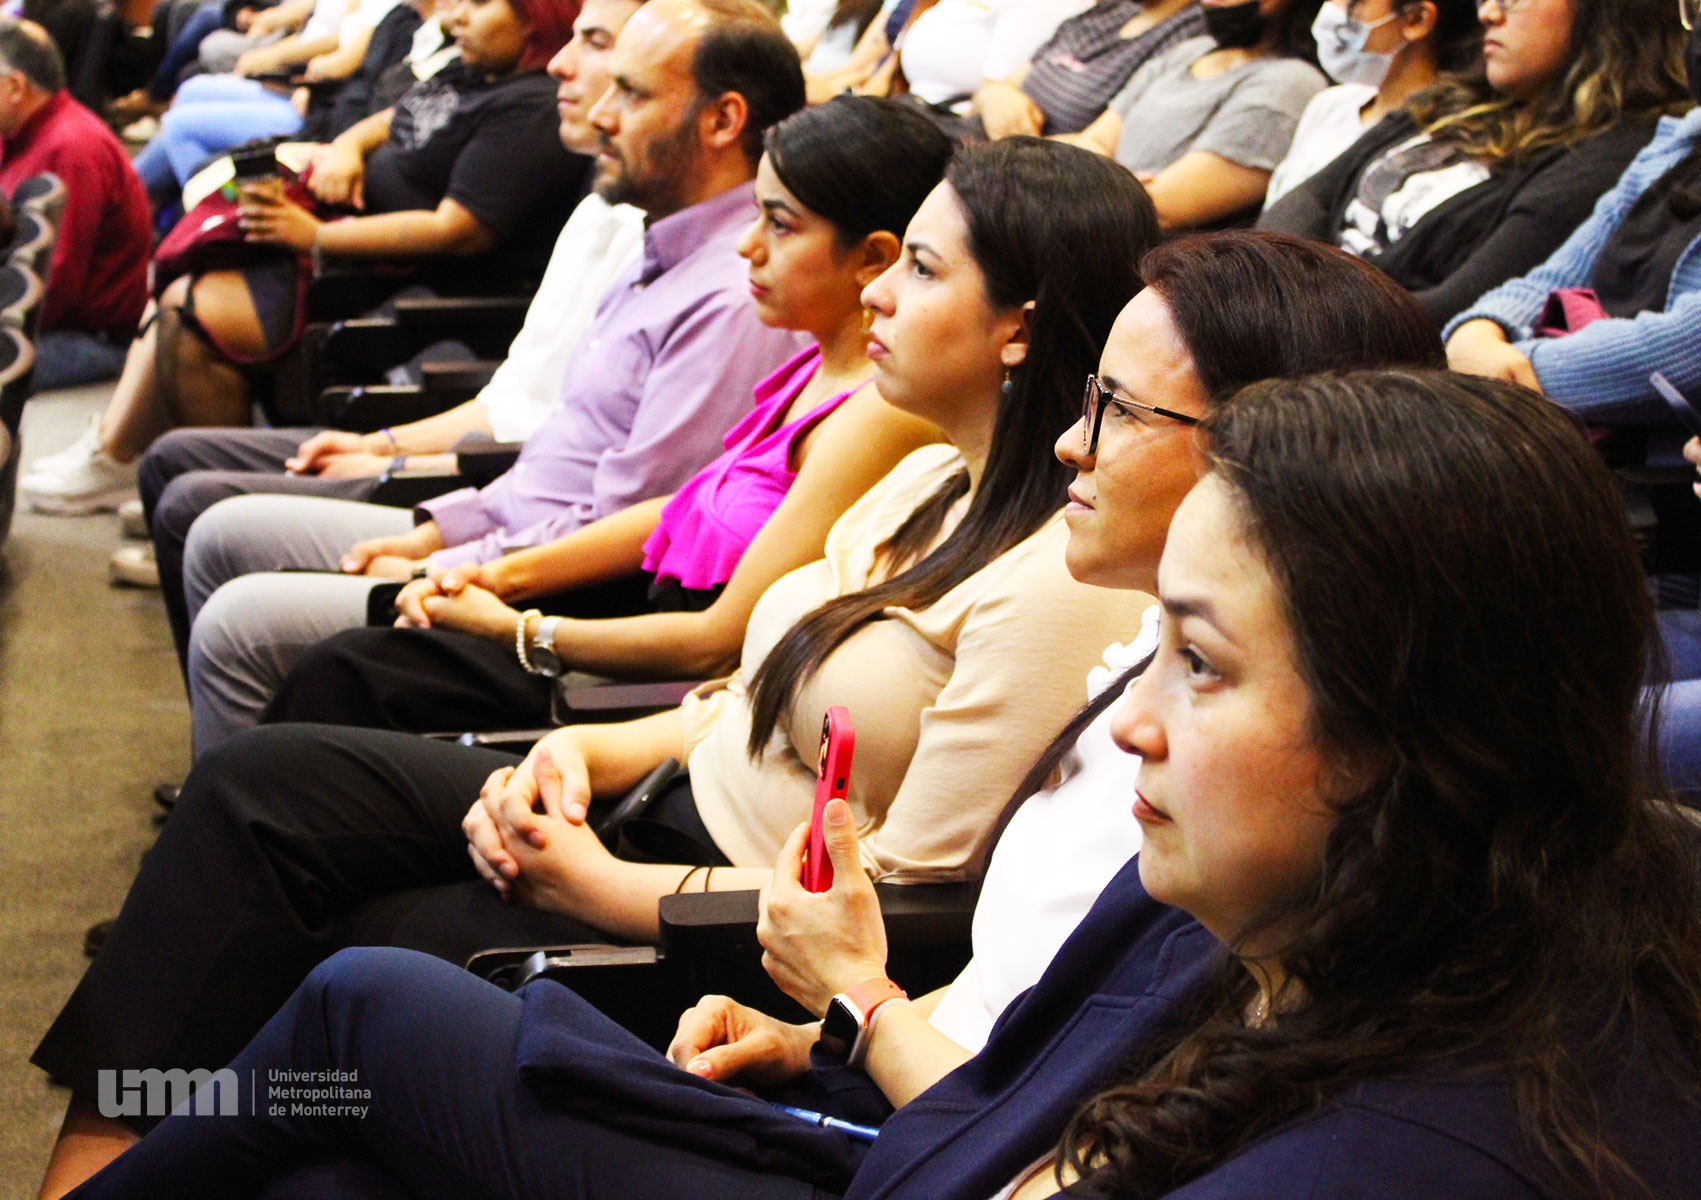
[419,183,811,568]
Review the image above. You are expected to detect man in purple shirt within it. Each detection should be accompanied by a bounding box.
[179,0,808,756]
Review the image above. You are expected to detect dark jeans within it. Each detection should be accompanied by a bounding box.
[139,426,376,674]
[148,0,222,100]
[32,724,610,1107]
[63,948,826,1200]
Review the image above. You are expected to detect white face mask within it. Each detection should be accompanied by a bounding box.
[1311,2,1400,87]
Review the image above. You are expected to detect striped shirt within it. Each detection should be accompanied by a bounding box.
[1021,0,1206,135]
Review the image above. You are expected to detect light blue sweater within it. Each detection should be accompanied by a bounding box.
[1444,108,1701,426]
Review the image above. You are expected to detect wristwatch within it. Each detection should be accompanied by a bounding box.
[526,614,565,677]
[818,977,908,1068]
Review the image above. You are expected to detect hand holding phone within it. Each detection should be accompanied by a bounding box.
[802,706,854,893]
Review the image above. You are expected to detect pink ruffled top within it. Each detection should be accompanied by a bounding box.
[642,345,862,590]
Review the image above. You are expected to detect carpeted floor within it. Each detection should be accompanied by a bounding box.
[0,385,189,1199]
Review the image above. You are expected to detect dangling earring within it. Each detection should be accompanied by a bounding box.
[1000,367,1014,397]
[861,307,875,335]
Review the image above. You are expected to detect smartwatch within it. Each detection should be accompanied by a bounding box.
[818,977,908,1068]
[525,614,566,677]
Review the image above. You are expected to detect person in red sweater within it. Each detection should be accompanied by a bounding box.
[0,18,151,393]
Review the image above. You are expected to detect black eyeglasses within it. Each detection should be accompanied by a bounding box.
[1082,375,1201,455]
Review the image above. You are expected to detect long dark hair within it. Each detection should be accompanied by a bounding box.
[1061,370,1701,1199]
[1265,0,1327,63]
[1406,0,1687,163]
[765,96,954,248]
[999,232,1444,840]
[745,138,1159,755]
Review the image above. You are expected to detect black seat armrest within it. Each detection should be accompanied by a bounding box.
[394,295,529,354]
[659,881,979,955]
[455,441,522,486]
[321,317,410,383]
[323,384,466,432]
[658,888,764,958]
[420,359,499,405]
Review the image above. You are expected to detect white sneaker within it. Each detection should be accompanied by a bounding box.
[121,115,160,143]
[118,497,149,539]
[109,543,160,588]
[19,417,139,515]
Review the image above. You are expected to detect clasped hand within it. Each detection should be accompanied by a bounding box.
[393,563,516,636]
[665,799,890,1085]
[463,733,607,910]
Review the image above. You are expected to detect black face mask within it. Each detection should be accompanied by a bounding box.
[1687,26,1701,105]
[1202,0,1267,49]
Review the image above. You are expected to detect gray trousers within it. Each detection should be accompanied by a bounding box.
[185,493,416,757]
[142,426,380,664]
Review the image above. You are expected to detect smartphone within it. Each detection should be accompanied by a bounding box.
[1651,372,1701,440]
[231,144,279,181]
[802,706,854,893]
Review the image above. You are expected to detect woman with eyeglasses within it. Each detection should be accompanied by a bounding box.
[34,138,1159,1194]
[1262,0,1480,205]
[1259,0,1688,326]
[51,364,1701,1200]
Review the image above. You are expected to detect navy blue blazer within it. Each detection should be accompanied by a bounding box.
[516,857,1701,1200]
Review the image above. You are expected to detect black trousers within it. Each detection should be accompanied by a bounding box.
[33,723,615,1107]
[267,578,721,736]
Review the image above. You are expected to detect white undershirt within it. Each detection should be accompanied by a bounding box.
[927,609,1157,1050]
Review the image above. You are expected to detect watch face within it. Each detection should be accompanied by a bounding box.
[819,995,860,1063]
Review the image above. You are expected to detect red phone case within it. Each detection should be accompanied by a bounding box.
[803,706,854,892]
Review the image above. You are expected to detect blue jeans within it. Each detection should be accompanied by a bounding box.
[32,329,130,392]
[133,74,302,195]
[1659,607,1701,802]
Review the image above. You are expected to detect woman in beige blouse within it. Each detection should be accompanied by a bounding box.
[462,138,1162,929]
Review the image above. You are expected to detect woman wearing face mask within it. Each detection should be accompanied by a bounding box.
[1444,3,1701,428]
[1263,0,1478,204]
[1259,0,1688,326]
[1060,0,1329,232]
[54,370,1701,1200]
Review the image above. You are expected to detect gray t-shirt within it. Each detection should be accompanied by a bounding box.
[1108,36,1325,175]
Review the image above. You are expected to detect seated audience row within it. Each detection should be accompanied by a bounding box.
[45,341,1701,1198]
[20,0,591,516]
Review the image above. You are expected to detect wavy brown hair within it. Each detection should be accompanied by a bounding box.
[1405,0,1687,163]
[744,138,1158,756]
[1058,370,1701,1199]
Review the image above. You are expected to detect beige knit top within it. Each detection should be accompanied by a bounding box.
[683,445,1147,882]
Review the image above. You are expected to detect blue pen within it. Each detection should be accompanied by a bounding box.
[772,1103,881,1143]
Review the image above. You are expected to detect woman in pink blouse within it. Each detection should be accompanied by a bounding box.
[263,95,953,734]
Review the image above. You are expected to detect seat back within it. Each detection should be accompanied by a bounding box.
[0,325,36,434]
[0,420,15,547]
[7,209,55,288]
[0,262,47,341]
[11,171,66,229]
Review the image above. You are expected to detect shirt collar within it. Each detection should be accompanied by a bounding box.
[4,89,68,154]
[638,182,757,283]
